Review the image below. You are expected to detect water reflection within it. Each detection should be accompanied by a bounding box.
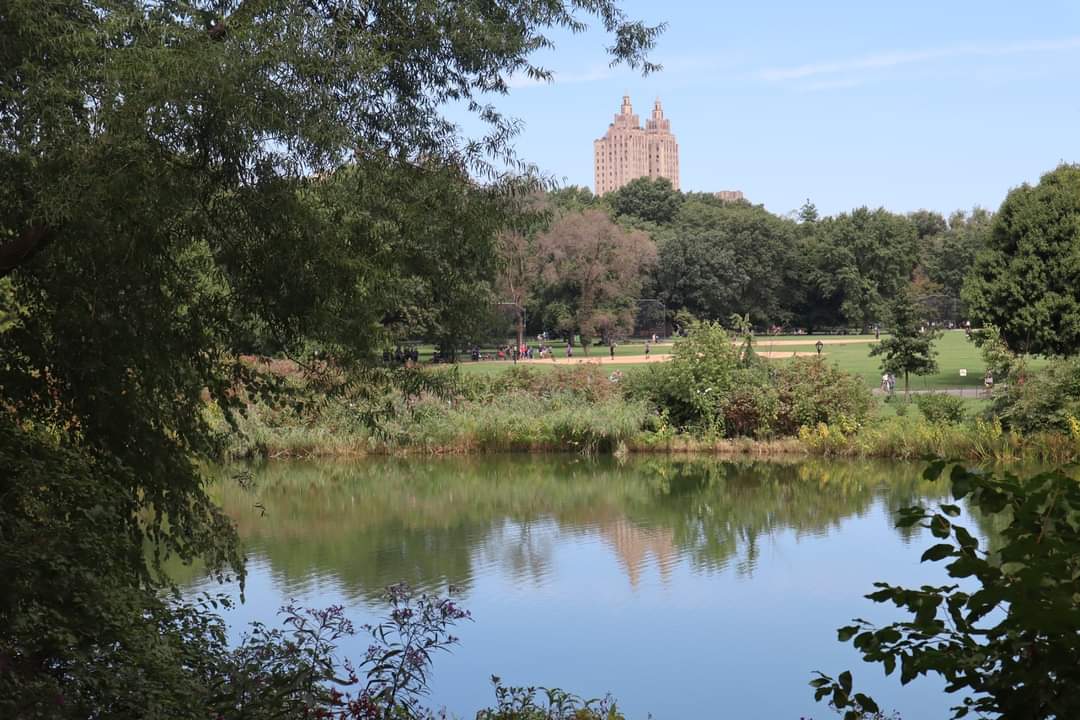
[178,456,1006,719]
[193,456,955,598]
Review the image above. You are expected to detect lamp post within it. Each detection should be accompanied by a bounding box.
[815,340,824,356]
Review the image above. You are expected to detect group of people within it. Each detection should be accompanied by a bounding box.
[383,346,420,365]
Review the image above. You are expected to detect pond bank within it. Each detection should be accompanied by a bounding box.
[217,409,1080,465]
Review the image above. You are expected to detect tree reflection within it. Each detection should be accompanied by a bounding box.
[190,456,957,598]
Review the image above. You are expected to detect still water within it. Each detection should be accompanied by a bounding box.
[185,456,990,719]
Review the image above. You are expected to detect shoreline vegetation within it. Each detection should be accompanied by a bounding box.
[215,408,1080,465]
[213,326,1080,466]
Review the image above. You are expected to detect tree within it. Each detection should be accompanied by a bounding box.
[654,199,799,326]
[607,177,683,224]
[917,207,992,323]
[815,462,1080,720]
[870,289,939,395]
[907,209,948,240]
[962,164,1080,356]
[0,0,661,712]
[535,209,656,350]
[801,207,919,329]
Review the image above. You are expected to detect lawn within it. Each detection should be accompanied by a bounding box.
[430,330,1044,390]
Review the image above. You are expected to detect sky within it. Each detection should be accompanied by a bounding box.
[455,0,1080,217]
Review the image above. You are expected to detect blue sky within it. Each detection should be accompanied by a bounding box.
[460,0,1080,217]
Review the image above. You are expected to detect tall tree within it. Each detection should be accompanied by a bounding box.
[535,209,656,350]
[917,207,992,323]
[870,289,940,395]
[801,207,919,329]
[654,199,798,325]
[608,177,684,224]
[0,0,661,711]
[962,164,1080,356]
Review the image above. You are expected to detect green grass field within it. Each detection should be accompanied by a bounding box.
[433,331,1046,389]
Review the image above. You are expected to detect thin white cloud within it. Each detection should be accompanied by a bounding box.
[761,36,1080,82]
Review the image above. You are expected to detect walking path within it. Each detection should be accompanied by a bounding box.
[872,387,990,398]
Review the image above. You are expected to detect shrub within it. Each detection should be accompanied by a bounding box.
[494,364,622,402]
[773,357,874,435]
[992,356,1080,433]
[622,321,740,430]
[721,378,778,438]
[914,393,966,424]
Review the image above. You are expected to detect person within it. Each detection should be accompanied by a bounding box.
[566,343,572,359]
[609,341,616,360]
[984,369,994,394]
[881,372,890,393]
[644,341,651,360]
[888,373,896,394]
[874,325,880,340]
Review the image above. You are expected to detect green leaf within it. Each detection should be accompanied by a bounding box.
[837,625,859,642]
[923,460,947,481]
[921,543,955,562]
[854,693,880,714]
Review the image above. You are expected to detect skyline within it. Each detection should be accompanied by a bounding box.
[458,0,1080,217]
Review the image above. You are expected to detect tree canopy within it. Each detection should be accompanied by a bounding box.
[608,176,683,224]
[534,208,656,348]
[655,198,798,326]
[962,163,1080,356]
[0,0,662,712]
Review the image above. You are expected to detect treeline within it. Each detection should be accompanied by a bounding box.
[499,176,994,344]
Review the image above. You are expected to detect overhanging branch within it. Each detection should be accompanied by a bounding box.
[0,226,53,278]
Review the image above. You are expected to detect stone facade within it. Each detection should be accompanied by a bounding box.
[714,190,745,202]
[593,95,679,195]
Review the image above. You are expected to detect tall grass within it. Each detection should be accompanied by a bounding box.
[800,414,1080,464]
[211,390,653,459]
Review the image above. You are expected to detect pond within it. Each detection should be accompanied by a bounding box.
[183,456,992,719]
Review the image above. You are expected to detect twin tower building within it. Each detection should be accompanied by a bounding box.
[593,95,680,196]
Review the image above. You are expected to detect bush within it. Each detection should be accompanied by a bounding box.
[625,329,872,439]
[622,321,740,430]
[992,356,1080,433]
[914,393,966,424]
[493,364,623,403]
[772,357,874,435]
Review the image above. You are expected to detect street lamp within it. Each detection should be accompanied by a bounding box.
[815,340,824,355]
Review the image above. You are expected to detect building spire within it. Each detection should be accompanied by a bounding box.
[621,94,633,115]
[652,97,664,119]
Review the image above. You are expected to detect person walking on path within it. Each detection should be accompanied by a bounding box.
[609,341,616,360]
[565,343,572,360]
[644,341,651,361]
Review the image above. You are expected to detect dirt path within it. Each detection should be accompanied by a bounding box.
[485,349,826,365]
[753,338,881,347]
